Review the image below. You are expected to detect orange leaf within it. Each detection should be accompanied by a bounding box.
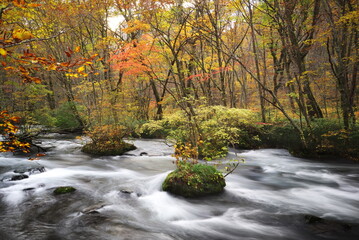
[10,116,20,122]
[27,3,41,7]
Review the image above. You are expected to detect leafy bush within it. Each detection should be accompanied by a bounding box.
[136,106,261,159]
[31,108,56,127]
[117,116,145,138]
[260,122,301,149]
[82,125,136,156]
[261,119,359,160]
[315,127,359,160]
[163,106,261,160]
[54,102,83,130]
[137,120,166,138]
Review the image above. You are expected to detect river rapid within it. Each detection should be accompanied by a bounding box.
[0,135,358,240]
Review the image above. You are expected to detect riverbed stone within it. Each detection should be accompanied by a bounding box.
[304,214,353,236]
[10,174,29,181]
[162,163,226,198]
[120,189,134,194]
[13,162,46,175]
[81,203,105,214]
[53,186,76,195]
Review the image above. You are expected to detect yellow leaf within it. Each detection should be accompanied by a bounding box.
[0,48,6,57]
[12,29,34,41]
[48,64,57,71]
[77,66,85,73]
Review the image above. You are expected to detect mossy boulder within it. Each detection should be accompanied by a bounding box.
[82,141,136,156]
[53,186,76,195]
[162,162,226,198]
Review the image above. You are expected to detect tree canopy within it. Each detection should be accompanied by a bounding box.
[0,0,358,153]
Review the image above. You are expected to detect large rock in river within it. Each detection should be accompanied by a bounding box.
[82,141,136,156]
[162,163,226,198]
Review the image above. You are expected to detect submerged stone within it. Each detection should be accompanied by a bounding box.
[304,214,353,236]
[53,186,76,195]
[81,203,105,214]
[162,163,226,198]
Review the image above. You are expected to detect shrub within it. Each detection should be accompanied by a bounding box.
[54,102,83,130]
[29,108,56,127]
[261,119,359,160]
[163,106,261,160]
[137,121,166,138]
[260,122,301,149]
[82,125,136,156]
[316,127,359,160]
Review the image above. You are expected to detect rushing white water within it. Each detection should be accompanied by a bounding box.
[0,136,358,240]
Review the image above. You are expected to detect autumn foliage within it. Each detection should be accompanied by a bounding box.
[0,0,357,159]
[82,125,136,156]
[0,111,30,152]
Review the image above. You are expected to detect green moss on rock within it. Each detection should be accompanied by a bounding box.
[162,163,226,198]
[82,141,136,156]
[53,186,76,195]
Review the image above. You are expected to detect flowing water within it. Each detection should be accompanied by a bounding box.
[0,135,358,240]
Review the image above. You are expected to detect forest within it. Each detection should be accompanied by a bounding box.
[1,0,358,160]
[0,1,359,239]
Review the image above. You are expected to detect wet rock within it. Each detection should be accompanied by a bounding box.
[162,163,226,198]
[53,186,76,195]
[119,189,142,197]
[140,152,148,156]
[13,162,45,175]
[120,189,134,194]
[305,215,324,224]
[33,140,42,144]
[11,174,29,181]
[82,141,136,156]
[304,214,352,236]
[251,166,264,173]
[81,203,105,214]
[23,187,36,191]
